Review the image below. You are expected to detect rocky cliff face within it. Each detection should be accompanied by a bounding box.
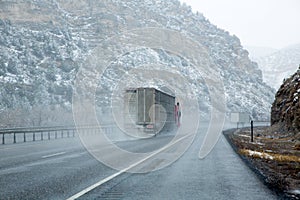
[0,0,275,126]
[271,66,300,133]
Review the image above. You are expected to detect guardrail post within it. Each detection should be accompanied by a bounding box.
[61,130,63,138]
[13,133,16,143]
[33,132,35,141]
[48,131,50,140]
[250,120,254,142]
[2,133,5,144]
[24,132,26,142]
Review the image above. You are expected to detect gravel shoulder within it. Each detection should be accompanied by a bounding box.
[224,127,300,200]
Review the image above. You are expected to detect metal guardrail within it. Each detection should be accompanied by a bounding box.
[0,125,115,145]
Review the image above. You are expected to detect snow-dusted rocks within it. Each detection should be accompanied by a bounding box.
[0,0,275,126]
[271,66,300,133]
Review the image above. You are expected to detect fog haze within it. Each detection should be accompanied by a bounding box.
[181,0,300,49]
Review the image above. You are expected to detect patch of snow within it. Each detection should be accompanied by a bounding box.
[238,134,250,138]
[247,149,274,160]
[290,190,300,195]
[265,149,273,153]
[55,74,62,81]
[254,142,265,146]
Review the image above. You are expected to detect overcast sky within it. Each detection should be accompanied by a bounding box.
[180,0,300,49]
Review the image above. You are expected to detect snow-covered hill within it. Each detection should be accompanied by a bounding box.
[251,44,300,90]
[0,0,275,127]
[244,45,278,60]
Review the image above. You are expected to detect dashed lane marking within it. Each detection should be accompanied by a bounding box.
[42,152,67,159]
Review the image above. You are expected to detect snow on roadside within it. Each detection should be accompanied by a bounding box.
[241,149,300,162]
[241,149,274,160]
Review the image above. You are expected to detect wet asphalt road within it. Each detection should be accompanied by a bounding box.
[0,137,113,200]
[0,123,278,200]
[80,123,278,200]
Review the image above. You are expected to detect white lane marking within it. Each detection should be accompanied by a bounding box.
[1,143,45,151]
[66,133,193,200]
[42,152,66,159]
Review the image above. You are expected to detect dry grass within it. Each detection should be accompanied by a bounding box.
[240,149,300,163]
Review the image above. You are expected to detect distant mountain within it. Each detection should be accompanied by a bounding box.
[0,0,275,127]
[251,44,300,90]
[244,45,278,60]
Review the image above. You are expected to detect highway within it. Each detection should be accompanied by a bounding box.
[0,123,279,200]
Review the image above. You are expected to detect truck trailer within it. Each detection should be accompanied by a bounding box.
[124,87,176,134]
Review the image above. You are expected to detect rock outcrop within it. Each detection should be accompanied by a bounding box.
[271,66,300,133]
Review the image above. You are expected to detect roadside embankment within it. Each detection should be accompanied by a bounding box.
[224,127,300,200]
